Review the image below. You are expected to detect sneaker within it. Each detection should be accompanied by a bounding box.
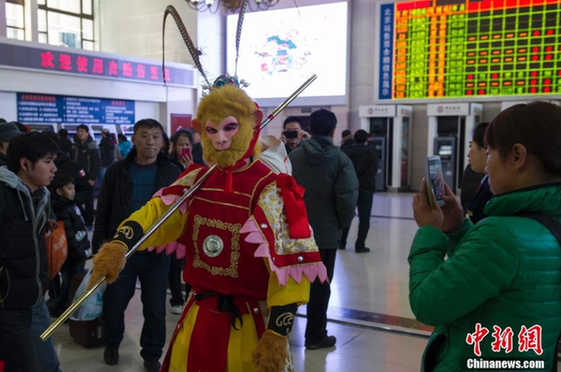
[306,335,337,350]
[170,305,183,315]
[355,247,371,253]
[144,359,161,372]
[104,345,119,365]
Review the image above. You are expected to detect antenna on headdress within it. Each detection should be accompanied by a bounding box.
[234,0,249,78]
[163,5,212,89]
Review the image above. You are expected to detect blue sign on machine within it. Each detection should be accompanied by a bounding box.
[17,93,135,125]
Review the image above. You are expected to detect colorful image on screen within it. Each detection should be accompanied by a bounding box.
[227,2,348,106]
[381,0,561,100]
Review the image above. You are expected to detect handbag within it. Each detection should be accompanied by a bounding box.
[45,221,68,279]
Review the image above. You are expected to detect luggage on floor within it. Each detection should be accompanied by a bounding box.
[67,271,105,347]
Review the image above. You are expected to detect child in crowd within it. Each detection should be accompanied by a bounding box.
[48,174,92,317]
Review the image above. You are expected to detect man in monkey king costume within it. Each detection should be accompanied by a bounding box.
[89,81,328,372]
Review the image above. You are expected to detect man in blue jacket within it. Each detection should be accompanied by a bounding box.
[289,109,358,350]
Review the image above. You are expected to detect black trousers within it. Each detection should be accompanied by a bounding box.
[0,308,37,372]
[169,255,191,307]
[83,186,95,227]
[341,190,374,250]
[305,248,337,344]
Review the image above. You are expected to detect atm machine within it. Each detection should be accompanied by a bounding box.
[427,103,482,192]
[25,123,57,133]
[61,123,118,142]
[358,105,413,192]
[118,124,135,140]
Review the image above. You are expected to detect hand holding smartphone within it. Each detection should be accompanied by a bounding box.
[424,156,446,209]
[180,147,192,160]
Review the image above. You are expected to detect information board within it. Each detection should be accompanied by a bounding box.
[17,93,135,125]
[381,0,561,100]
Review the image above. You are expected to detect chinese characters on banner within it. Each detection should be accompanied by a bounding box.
[0,42,194,87]
[379,4,394,100]
[466,323,543,357]
[39,51,171,83]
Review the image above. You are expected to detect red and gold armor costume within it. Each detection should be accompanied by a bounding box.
[90,77,326,372]
[111,158,326,372]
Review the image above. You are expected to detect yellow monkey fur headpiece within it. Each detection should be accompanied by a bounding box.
[193,85,262,168]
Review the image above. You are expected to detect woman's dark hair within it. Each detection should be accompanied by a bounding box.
[7,132,60,173]
[485,101,561,175]
[471,122,489,148]
[50,173,75,194]
[118,133,128,143]
[169,130,193,159]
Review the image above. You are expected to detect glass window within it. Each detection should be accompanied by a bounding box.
[82,40,94,50]
[82,0,92,15]
[46,0,81,14]
[82,18,93,40]
[39,33,48,44]
[38,9,47,32]
[7,27,24,40]
[6,2,25,41]
[38,0,46,5]
[39,0,94,50]
[47,11,81,48]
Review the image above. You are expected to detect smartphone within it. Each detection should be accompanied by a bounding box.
[180,147,192,159]
[424,156,446,208]
[283,130,298,139]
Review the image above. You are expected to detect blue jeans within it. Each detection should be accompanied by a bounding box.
[0,308,37,372]
[31,298,63,372]
[103,251,170,362]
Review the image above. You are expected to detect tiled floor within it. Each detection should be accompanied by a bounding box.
[49,193,432,371]
[48,191,561,371]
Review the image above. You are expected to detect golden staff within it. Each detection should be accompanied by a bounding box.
[41,74,317,341]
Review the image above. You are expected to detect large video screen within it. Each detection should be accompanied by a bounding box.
[227,2,348,106]
[379,0,561,100]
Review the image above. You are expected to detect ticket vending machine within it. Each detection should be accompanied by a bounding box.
[61,123,118,142]
[26,123,57,133]
[358,105,413,192]
[427,103,482,192]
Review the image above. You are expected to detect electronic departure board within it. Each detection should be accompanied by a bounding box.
[379,0,561,100]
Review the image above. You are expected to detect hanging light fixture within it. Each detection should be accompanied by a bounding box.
[186,0,279,14]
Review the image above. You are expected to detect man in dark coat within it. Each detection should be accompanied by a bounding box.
[341,129,379,253]
[0,122,21,166]
[93,119,179,372]
[0,132,59,372]
[289,109,358,350]
[71,124,100,227]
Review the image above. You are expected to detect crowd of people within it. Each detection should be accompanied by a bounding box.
[1,99,561,372]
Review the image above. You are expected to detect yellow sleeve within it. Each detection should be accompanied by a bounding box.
[266,260,310,307]
[114,167,203,250]
[120,196,189,250]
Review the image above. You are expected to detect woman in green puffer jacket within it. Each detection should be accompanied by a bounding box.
[410,101,561,372]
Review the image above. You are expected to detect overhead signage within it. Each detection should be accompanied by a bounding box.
[0,41,194,87]
[17,93,135,125]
